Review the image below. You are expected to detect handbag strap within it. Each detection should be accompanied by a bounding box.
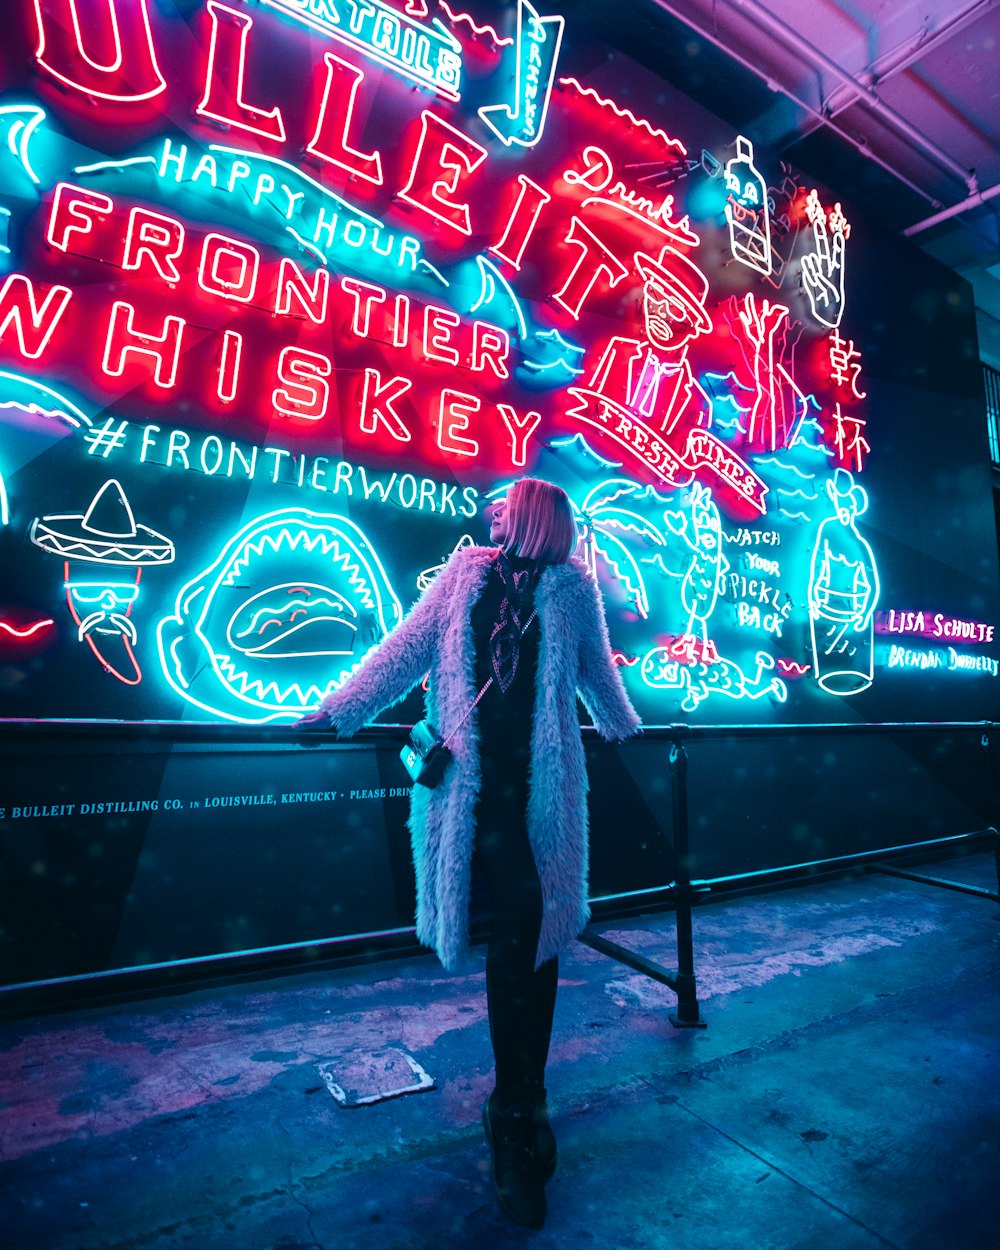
[441,609,537,750]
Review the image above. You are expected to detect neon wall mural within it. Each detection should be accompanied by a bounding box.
[0,0,996,724]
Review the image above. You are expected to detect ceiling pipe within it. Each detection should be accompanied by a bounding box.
[819,0,996,124]
[650,0,940,208]
[904,179,1000,236]
[725,0,979,193]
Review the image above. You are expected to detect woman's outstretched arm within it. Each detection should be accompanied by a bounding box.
[575,570,641,741]
[313,557,459,735]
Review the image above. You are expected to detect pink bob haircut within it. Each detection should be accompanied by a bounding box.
[503,477,578,563]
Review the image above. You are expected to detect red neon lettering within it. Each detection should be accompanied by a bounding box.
[423,306,461,365]
[197,1,286,143]
[392,294,410,348]
[307,54,383,186]
[341,277,387,338]
[471,322,510,379]
[0,274,73,360]
[46,183,112,254]
[496,403,540,467]
[438,390,480,457]
[32,0,166,102]
[398,111,487,235]
[360,369,412,443]
[275,259,330,324]
[272,347,331,421]
[197,234,260,303]
[217,329,242,403]
[553,217,629,319]
[103,301,184,389]
[122,207,184,284]
[490,176,551,270]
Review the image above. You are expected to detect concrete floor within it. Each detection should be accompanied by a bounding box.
[1,854,998,1250]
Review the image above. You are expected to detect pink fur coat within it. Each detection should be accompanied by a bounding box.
[320,545,640,970]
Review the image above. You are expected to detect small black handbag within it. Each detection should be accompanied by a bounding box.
[400,718,452,788]
[401,610,536,789]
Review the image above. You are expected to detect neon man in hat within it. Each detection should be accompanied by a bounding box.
[588,244,714,441]
[566,244,767,512]
[30,479,175,685]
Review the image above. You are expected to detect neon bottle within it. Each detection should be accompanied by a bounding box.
[724,136,772,276]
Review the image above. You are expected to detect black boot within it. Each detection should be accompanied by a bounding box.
[482,1092,547,1228]
[527,1082,557,1181]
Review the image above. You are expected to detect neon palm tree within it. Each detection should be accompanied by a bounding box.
[571,478,668,619]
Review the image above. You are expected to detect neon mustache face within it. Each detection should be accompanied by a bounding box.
[77,610,137,641]
[156,509,402,723]
[66,581,140,640]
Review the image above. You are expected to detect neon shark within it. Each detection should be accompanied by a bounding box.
[157,509,402,722]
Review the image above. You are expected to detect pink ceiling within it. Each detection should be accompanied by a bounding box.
[652,0,1000,340]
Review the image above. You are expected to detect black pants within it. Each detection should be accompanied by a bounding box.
[473,758,559,1107]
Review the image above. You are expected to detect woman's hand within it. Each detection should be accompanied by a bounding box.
[294,709,334,731]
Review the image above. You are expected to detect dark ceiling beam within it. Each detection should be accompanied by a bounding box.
[651,0,940,206]
[722,0,978,192]
[904,179,1000,237]
[804,0,996,127]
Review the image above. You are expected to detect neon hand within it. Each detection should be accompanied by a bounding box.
[801,190,849,329]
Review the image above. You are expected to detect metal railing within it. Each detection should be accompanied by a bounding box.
[579,720,1000,1030]
[1,718,997,1021]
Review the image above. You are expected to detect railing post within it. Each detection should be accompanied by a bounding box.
[979,725,1000,902]
[668,732,706,1028]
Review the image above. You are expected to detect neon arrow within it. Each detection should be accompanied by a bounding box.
[478,0,564,148]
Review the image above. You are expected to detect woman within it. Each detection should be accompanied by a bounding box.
[300,477,640,1228]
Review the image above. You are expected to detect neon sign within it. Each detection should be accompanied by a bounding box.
[0,0,992,726]
[260,0,463,101]
[32,0,167,102]
[0,617,53,639]
[727,294,807,452]
[479,0,563,148]
[0,104,46,185]
[884,644,999,677]
[572,478,669,620]
[156,508,403,722]
[640,647,787,712]
[827,329,866,399]
[876,610,995,644]
[564,246,768,513]
[801,190,850,330]
[828,402,870,473]
[197,2,288,142]
[29,478,175,684]
[724,135,772,276]
[662,484,726,653]
[808,469,879,696]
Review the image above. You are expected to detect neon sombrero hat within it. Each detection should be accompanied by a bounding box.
[30,479,175,566]
[634,245,713,336]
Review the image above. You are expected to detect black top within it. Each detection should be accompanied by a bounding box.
[471,551,541,790]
